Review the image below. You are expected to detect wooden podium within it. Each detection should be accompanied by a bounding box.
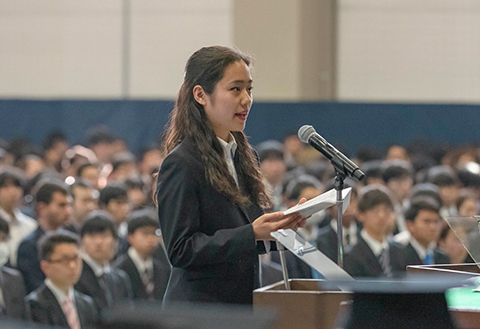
[407,263,480,329]
[253,279,350,329]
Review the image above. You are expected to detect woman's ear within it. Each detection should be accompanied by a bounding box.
[193,85,207,106]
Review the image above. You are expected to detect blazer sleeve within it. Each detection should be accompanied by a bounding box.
[17,240,44,294]
[157,154,257,269]
[25,295,48,325]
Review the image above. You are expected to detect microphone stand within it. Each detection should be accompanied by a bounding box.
[330,156,348,269]
[335,173,345,268]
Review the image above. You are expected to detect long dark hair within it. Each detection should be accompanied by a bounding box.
[159,46,270,208]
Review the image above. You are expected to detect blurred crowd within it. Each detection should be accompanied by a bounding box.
[0,125,479,326]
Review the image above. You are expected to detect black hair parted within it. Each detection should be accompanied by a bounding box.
[38,230,80,261]
[80,210,117,239]
[404,198,440,222]
[127,212,159,235]
[98,184,128,206]
[357,185,394,213]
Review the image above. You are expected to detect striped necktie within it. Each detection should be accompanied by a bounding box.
[378,248,392,277]
[62,297,80,329]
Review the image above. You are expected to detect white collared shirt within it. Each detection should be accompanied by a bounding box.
[0,207,37,267]
[128,247,153,284]
[409,236,435,262]
[82,253,110,277]
[45,279,76,310]
[217,134,238,186]
[330,219,358,247]
[361,230,388,258]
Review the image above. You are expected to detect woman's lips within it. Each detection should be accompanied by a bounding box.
[235,113,247,121]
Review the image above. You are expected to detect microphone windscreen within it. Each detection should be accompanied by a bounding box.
[298,125,316,143]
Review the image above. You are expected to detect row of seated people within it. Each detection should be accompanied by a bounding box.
[263,184,470,283]
[0,180,170,327]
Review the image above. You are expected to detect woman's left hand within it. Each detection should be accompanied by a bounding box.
[278,198,309,232]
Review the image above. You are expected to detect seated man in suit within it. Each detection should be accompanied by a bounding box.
[17,180,71,293]
[74,211,133,310]
[0,216,27,320]
[26,231,98,328]
[113,212,171,301]
[404,199,450,266]
[344,185,405,278]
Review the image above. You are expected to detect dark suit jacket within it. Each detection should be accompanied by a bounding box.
[403,242,450,267]
[156,137,267,304]
[315,223,362,264]
[17,227,45,294]
[0,267,27,319]
[113,250,171,301]
[26,284,98,328]
[74,260,133,310]
[344,236,406,278]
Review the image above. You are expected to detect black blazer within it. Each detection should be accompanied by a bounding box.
[26,284,98,328]
[344,236,406,278]
[0,267,27,319]
[156,137,267,304]
[403,243,450,267]
[74,260,133,310]
[17,227,45,294]
[315,224,362,264]
[113,250,171,301]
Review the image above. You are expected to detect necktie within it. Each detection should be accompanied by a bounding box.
[98,273,113,307]
[62,297,80,329]
[378,248,392,277]
[425,253,434,265]
[143,267,155,301]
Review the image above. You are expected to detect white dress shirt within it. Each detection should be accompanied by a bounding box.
[45,279,76,310]
[0,207,37,267]
[330,219,358,247]
[82,253,110,277]
[361,230,388,258]
[128,247,153,285]
[217,134,238,186]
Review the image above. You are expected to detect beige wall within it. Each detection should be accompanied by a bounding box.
[337,0,480,103]
[0,0,233,99]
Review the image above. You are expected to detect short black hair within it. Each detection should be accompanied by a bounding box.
[98,184,128,206]
[111,152,136,173]
[124,178,144,191]
[0,216,9,236]
[35,180,68,205]
[84,125,116,147]
[404,199,440,222]
[284,175,322,201]
[38,230,79,261]
[381,160,412,184]
[127,212,159,235]
[256,140,284,163]
[360,160,384,183]
[80,211,117,239]
[410,183,443,208]
[0,169,23,189]
[427,166,457,187]
[357,185,394,213]
[70,179,95,200]
[43,131,68,151]
[77,163,98,178]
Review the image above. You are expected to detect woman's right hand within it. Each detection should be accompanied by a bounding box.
[252,211,304,240]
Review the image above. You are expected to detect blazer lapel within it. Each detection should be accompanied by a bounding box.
[42,286,69,327]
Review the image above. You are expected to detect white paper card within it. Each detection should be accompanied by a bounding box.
[283,187,352,217]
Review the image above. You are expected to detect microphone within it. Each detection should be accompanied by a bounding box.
[298,125,365,181]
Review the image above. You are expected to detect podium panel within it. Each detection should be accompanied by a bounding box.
[253,279,350,329]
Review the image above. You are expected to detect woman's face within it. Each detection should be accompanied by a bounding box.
[199,60,253,141]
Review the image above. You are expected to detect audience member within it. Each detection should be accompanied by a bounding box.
[344,186,405,278]
[26,231,98,328]
[426,166,460,217]
[137,145,163,186]
[0,170,37,267]
[257,140,287,211]
[125,178,148,211]
[98,184,131,240]
[113,213,170,302]
[77,163,100,190]
[403,199,450,266]
[66,180,98,233]
[315,186,359,264]
[42,131,69,173]
[108,153,138,183]
[456,192,478,217]
[0,216,27,320]
[17,180,70,293]
[74,212,133,310]
[382,160,413,235]
[438,223,473,264]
